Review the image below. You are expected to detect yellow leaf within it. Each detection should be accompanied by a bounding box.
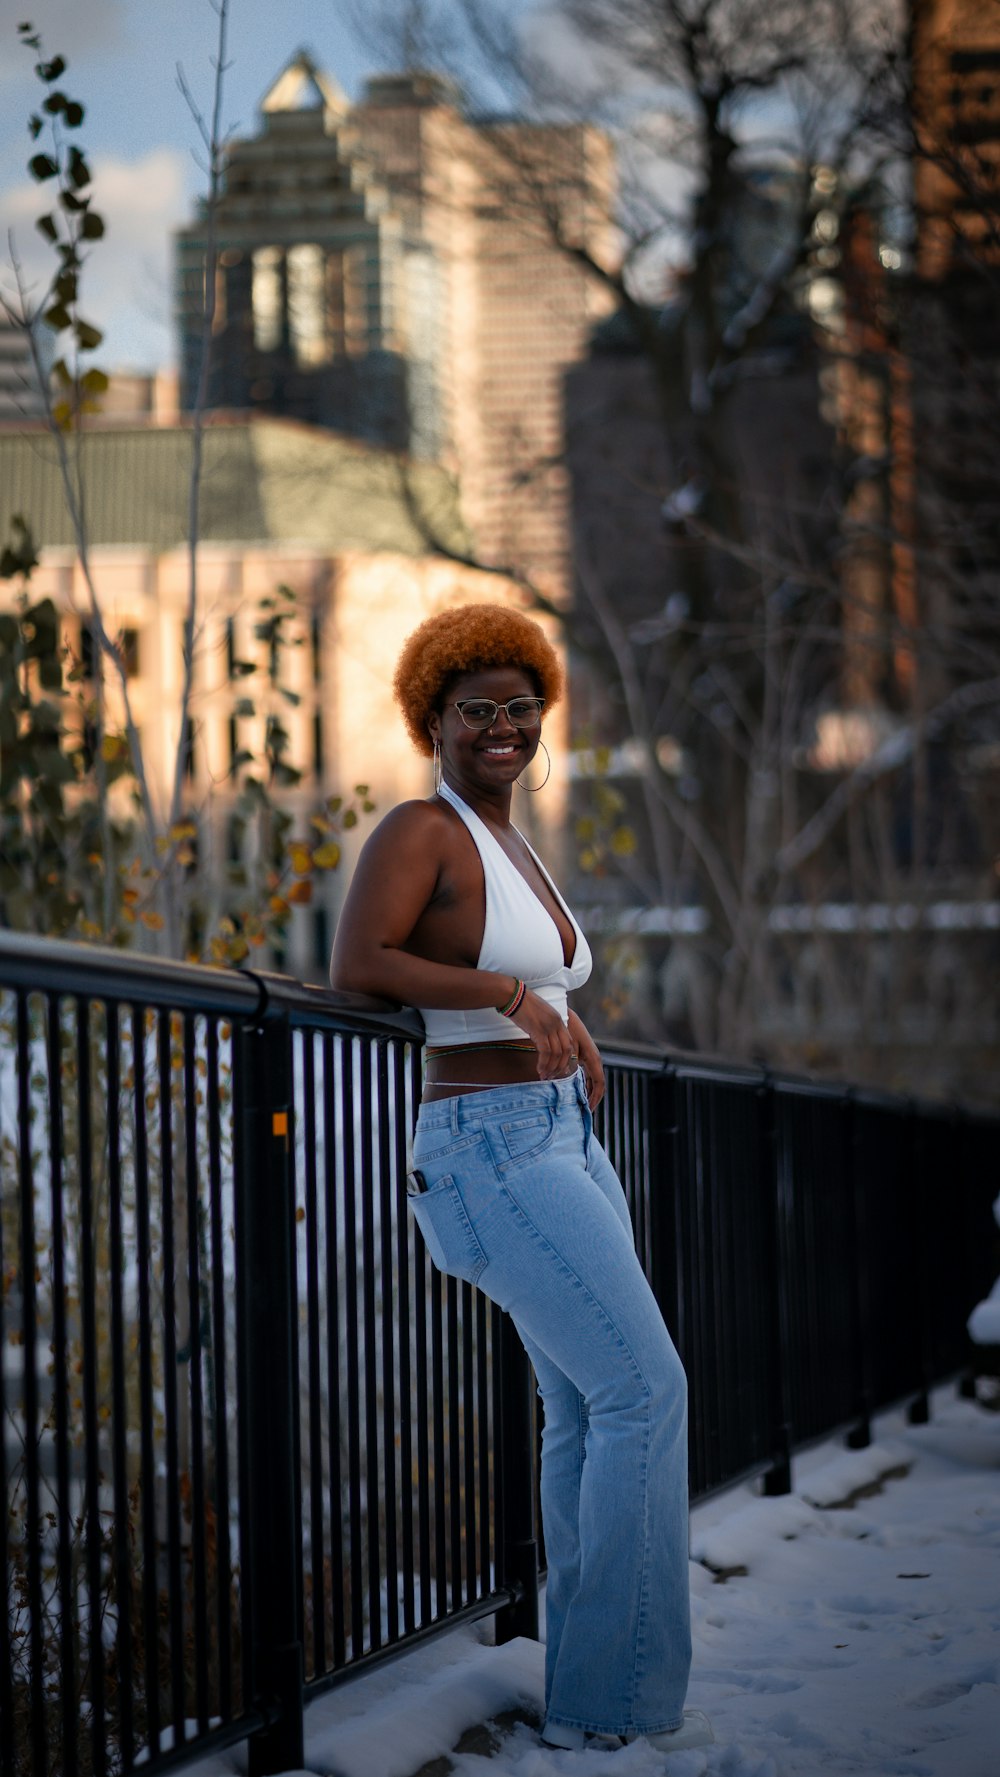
[610,826,637,857]
[228,936,250,962]
[169,821,197,841]
[288,843,313,875]
[140,911,165,930]
[269,896,290,916]
[287,879,313,905]
[312,841,341,870]
[101,734,124,762]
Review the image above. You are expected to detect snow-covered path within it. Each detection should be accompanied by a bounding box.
[195,1390,999,1777]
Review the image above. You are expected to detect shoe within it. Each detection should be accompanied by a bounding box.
[540,1721,625,1751]
[626,1710,715,1753]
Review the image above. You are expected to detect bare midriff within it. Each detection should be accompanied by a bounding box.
[422,1040,578,1103]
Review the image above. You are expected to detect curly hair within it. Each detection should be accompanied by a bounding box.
[393,602,563,756]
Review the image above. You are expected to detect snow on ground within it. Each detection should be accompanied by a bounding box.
[192,1389,999,1777]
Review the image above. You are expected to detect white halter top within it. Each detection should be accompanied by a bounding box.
[419,782,592,1046]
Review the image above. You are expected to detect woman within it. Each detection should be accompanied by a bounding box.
[330,603,712,1755]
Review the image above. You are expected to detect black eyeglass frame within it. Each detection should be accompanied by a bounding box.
[447,696,546,731]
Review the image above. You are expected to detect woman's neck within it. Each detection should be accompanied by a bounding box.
[440,773,512,828]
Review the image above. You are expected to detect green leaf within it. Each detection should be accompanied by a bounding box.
[80,368,108,396]
[60,190,85,212]
[80,210,104,241]
[51,358,72,387]
[28,153,58,181]
[37,56,67,82]
[64,100,84,128]
[42,90,67,115]
[42,303,71,331]
[75,319,102,350]
[54,269,77,303]
[35,213,59,243]
[28,114,43,139]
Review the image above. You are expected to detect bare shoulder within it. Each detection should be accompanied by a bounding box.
[364,797,452,847]
[353,797,456,871]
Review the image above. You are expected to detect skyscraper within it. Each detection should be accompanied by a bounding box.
[175,51,612,591]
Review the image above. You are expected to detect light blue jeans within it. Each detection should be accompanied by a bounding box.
[410,1069,692,1737]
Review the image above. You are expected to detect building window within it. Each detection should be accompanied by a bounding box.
[119,627,139,677]
[288,243,329,365]
[252,246,284,352]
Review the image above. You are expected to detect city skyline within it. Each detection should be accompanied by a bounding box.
[0,1,480,370]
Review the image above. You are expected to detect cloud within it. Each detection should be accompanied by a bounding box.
[1,146,189,370]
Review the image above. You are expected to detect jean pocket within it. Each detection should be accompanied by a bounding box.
[410,1176,488,1286]
[497,1106,556,1165]
[412,1126,482,1165]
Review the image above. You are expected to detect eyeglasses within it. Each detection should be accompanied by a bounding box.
[449,696,545,731]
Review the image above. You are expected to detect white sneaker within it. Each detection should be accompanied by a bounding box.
[627,1710,715,1753]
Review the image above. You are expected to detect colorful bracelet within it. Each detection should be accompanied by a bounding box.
[496,978,526,1018]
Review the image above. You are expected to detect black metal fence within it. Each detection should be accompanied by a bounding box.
[1,931,996,1777]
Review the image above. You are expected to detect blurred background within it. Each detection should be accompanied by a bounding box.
[1,0,998,1106]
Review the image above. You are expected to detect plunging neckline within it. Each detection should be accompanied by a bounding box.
[440,782,579,971]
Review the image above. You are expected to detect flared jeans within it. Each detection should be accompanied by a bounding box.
[410,1069,692,1737]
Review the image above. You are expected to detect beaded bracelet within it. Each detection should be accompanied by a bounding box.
[496,978,526,1018]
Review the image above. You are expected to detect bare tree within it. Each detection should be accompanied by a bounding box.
[346,0,999,1101]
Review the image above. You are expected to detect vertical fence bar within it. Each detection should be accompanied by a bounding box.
[302,1033,326,1678]
[157,1009,186,1747]
[15,993,45,1771]
[322,1033,347,1669]
[493,1313,539,1644]
[758,1076,793,1497]
[392,1043,416,1636]
[234,1012,305,1777]
[183,1013,210,1730]
[376,1043,400,1644]
[205,1016,234,1723]
[358,1042,382,1650]
[76,1000,107,1777]
[46,998,76,1777]
[106,1006,135,1767]
[340,1039,364,1659]
[130,1006,161,1762]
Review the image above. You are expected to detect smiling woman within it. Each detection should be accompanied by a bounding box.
[328,600,713,1757]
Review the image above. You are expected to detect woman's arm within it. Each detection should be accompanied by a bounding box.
[330,802,507,1007]
[568,1007,606,1111]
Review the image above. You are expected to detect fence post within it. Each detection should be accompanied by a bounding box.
[844,1090,873,1449]
[494,1314,540,1643]
[759,1078,793,1496]
[234,1012,305,1777]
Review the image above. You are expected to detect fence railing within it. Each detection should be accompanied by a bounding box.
[1,931,996,1777]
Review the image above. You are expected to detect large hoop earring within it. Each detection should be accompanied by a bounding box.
[516,739,551,792]
[433,737,442,792]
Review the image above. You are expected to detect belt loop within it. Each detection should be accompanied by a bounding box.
[450,1096,461,1136]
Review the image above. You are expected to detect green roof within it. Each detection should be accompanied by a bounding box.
[0,418,468,557]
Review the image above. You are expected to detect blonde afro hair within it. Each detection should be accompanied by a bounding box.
[394,602,563,757]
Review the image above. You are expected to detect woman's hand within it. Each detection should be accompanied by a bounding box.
[507,988,578,1080]
[568,1009,605,1111]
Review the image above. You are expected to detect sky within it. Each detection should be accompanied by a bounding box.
[0,0,422,370]
[185,1387,1000,1777]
